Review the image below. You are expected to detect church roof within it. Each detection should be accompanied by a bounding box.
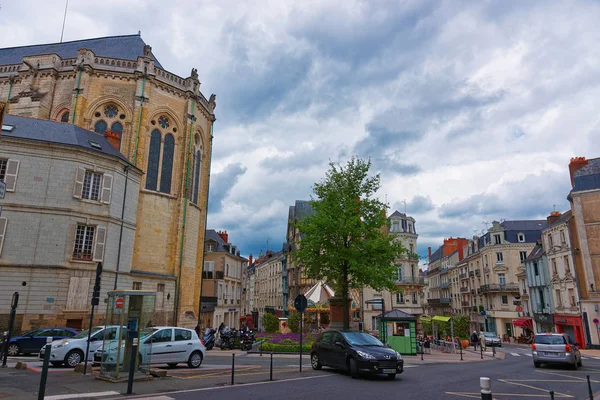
[0,34,163,68]
[1,114,130,163]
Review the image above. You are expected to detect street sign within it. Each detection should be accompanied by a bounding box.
[0,180,5,199]
[115,297,124,309]
[294,294,307,313]
[594,318,599,325]
[515,305,523,312]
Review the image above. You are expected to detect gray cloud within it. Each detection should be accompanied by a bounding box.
[208,163,247,213]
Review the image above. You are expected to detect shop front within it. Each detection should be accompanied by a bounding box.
[554,315,585,348]
[533,313,555,333]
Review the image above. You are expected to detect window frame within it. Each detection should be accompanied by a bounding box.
[73,224,96,261]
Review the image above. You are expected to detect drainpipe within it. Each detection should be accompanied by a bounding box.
[174,99,196,325]
[71,64,83,124]
[197,120,215,326]
[113,165,130,290]
[133,74,147,166]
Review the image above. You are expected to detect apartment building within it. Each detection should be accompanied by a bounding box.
[255,250,284,328]
[286,201,317,301]
[524,242,554,332]
[200,230,247,329]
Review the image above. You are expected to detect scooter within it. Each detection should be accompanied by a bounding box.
[240,330,255,351]
[220,327,237,350]
[203,328,216,350]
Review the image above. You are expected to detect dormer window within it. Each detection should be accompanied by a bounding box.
[517,233,525,243]
[392,221,399,232]
[206,243,215,252]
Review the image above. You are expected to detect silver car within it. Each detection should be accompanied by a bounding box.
[532,333,582,369]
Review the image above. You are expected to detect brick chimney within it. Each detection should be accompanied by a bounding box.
[249,254,253,265]
[569,157,588,188]
[428,247,432,261]
[547,211,561,226]
[104,130,121,150]
[217,230,229,243]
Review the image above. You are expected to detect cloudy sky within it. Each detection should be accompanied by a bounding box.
[3,0,598,262]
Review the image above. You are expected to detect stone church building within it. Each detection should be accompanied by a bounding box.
[0,34,215,331]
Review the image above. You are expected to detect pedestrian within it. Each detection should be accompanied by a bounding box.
[194,324,201,337]
[471,331,479,351]
[479,331,487,352]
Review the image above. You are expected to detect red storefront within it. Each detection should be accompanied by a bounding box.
[554,315,585,348]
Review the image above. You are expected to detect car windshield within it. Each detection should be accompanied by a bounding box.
[140,328,158,340]
[534,335,566,345]
[342,332,384,347]
[483,333,497,338]
[73,327,103,339]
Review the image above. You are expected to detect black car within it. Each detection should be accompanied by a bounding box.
[310,330,403,380]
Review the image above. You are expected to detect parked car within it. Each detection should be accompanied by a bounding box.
[39,326,125,367]
[310,330,403,380]
[95,326,205,369]
[6,328,78,356]
[481,332,501,347]
[532,333,582,369]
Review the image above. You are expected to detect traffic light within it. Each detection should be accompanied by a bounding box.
[91,262,103,306]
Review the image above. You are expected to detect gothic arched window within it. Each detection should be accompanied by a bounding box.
[94,120,107,135]
[193,150,201,204]
[145,129,161,191]
[111,122,123,138]
[159,134,175,194]
[60,111,70,123]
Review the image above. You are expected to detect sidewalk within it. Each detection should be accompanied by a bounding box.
[404,347,504,364]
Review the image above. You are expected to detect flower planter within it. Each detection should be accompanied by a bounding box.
[460,339,470,349]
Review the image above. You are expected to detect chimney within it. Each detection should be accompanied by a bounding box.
[104,130,121,150]
[547,211,561,226]
[569,157,588,188]
[249,254,253,264]
[428,247,431,261]
[218,230,229,243]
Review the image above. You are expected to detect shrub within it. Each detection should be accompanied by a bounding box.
[259,342,313,353]
[282,338,293,345]
[288,311,301,333]
[263,313,279,333]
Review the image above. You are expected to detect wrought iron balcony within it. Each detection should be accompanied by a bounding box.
[479,283,519,293]
[460,287,469,292]
[461,301,470,307]
[440,297,451,304]
[397,277,425,285]
[459,273,468,279]
[440,268,449,275]
[469,271,475,277]
[440,282,450,289]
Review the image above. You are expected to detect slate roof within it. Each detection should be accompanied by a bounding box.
[501,220,547,231]
[0,34,163,68]
[429,245,444,263]
[1,114,129,163]
[205,229,226,251]
[525,243,545,261]
[389,210,405,218]
[572,158,600,192]
[543,210,572,231]
[377,309,417,320]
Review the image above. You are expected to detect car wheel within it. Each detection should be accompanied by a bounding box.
[577,358,583,368]
[349,358,359,379]
[7,343,19,356]
[220,342,226,350]
[534,362,541,368]
[50,361,63,367]
[387,373,396,380]
[311,353,322,370]
[167,363,178,368]
[65,350,83,368]
[187,351,203,368]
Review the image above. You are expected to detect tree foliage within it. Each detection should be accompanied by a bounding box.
[292,157,406,328]
[287,311,301,333]
[263,312,279,333]
[453,315,470,339]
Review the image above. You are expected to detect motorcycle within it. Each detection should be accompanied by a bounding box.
[220,327,237,350]
[203,328,216,350]
[239,330,255,351]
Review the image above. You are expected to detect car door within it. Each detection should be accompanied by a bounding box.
[173,329,194,362]
[317,332,333,366]
[148,328,173,364]
[29,329,53,353]
[329,332,347,369]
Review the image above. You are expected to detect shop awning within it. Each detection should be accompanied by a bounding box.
[513,318,533,330]
[432,316,451,322]
[421,317,432,322]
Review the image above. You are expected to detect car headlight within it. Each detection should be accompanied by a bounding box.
[356,350,375,360]
[53,343,66,349]
[395,351,403,360]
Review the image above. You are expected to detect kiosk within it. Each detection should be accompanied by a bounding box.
[377,309,417,355]
[99,290,155,380]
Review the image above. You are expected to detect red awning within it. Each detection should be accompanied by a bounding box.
[513,318,533,330]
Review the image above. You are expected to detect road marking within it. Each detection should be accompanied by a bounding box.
[45,391,120,400]
[499,378,573,397]
[536,370,600,382]
[524,353,533,357]
[447,392,571,398]
[106,374,330,399]
[125,397,174,400]
[511,352,521,356]
[581,357,588,360]
[592,356,600,360]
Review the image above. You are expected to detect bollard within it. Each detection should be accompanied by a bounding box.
[421,344,424,361]
[480,346,483,359]
[231,353,235,385]
[1,332,7,368]
[38,337,53,400]
[270,352,273,381]
[260,341,263,357]
[587,374,593,400]
[492,346,496,358]
[126,338,138,395]
[549,390,554,400]
[480,377,492,400]
[460,342,463,361]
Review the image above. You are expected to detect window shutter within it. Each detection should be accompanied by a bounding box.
[73,167,85,198]
[0,217,7,257]
[4,159,20,192]
[101,174,113,204]
[92,226,107,261]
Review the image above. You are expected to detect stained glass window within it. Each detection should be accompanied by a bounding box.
[111,122,123,138]
[94,120,107,135]
[159,134,175,194]
[61,111,70,123]
[145,129,161,191]
[158,116,170,129]
[104,105,118,118]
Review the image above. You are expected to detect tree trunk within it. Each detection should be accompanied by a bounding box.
[342,263,349,330]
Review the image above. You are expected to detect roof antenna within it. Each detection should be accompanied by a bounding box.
[60,0,69,43]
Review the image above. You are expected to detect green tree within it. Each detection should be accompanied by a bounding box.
[287,311,301,333]
[452,315,470,339]
[263,312,279,333]
[293,157,406,330]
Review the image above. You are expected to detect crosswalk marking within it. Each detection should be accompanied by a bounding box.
[593,356,600,360]
[510,352,520,356]
[524,353,533,357]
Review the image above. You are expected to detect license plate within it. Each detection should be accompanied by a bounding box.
[544,352,559,356]
[382,368,396,374]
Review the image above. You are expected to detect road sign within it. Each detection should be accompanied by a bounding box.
[515,305,523,312]
[115,297,124,309]
[594,318,599,325]
[0,180,5,199]
[294,294,307,313]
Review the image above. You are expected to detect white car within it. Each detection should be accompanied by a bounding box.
[95,326,205,369]
[39,326,125,368]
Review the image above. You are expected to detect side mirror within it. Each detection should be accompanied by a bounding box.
[334,341,344,348]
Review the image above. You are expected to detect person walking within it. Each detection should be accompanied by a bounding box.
[479,331,487,352]
[471,331,479,351]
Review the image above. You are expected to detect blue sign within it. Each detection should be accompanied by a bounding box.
[480,311,486,316]
[46,297,54,303]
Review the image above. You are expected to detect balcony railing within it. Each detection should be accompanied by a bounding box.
[459,273,468,279]
[460,287,469,292]
[469,271,475,277]
[427,298,441,305]
[479,283,519,293]
[440,297,451,304]
[461,301,470,307]
[440,282,450,289]
[397,277,425,285]
[440,268,449,275]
